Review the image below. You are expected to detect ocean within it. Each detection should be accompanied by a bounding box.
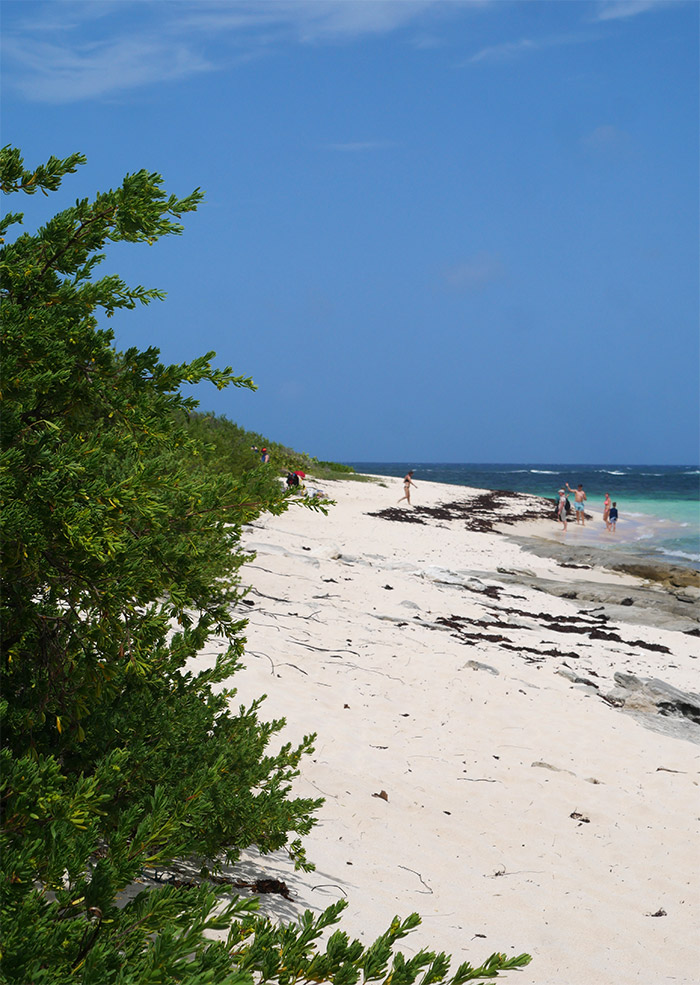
[345,463,700,570]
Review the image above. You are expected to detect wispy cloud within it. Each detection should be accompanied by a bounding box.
[176,1,465,44]
[594,0,666,21]
[466,32,584,65]
[3,35,213,103]
[443,253,504,291]
[2,0,481,103]
[467,37,539,64]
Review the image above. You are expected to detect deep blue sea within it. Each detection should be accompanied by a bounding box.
[346,463,700,570]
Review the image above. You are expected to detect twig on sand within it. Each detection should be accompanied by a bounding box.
[289,638,360,657]
[489,866,545,879]
[248,650,276,674]
[398,865,433,894]
[248,587,292,603]
[457,777,499,783]
[276,662,308,676]
[327,660,406,683]
[247,565,296,579]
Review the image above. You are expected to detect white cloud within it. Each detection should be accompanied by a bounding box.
[443,253,504,291]
[176,1,469,43]
[594,1,665,21]
[2,0,483,103]
[467,37,539,64]
[3,35,213,103]
[466,31,589,65]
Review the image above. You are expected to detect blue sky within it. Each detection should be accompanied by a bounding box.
[3,0,698,464]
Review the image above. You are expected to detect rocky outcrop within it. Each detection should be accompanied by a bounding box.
[603,672,700,743]
[610,561,700,591]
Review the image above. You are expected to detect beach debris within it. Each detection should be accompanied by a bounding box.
[372,789,389,801]
[369,489,552,533]
[382,584,394,590]
[458,777,499,783]
[556,667,600,689]
[647,908,667,917]
[369,507,426,524]
[569,811,591,824]
[311,883,348,897]
[148,870,293,899]
[531,761,575,776]
[463,659,500,675]
[398,864,433,894]
[250,878,293,899]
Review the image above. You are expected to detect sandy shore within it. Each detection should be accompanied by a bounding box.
[199,475,699,984]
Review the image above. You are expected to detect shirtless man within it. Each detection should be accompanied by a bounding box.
[565,482,587,525]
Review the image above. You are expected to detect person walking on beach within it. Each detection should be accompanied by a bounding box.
[566,482,587,525]
[602,492,611,525]
[398,470,417,506]
[557,488,568,531]
[607,502,618,532]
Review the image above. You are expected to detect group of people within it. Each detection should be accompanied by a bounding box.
[556,482,618,532]
[397,470,620,534]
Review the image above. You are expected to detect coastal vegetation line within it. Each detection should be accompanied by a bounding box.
[0,148,530,983]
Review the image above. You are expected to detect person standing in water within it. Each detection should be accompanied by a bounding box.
[607,502,618,532]
[398,470,417,506]
[602,492,611,525]
[566,482,587,525]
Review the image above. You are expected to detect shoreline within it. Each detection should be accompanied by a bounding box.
[344,463,700,572]
[197,474,699,985]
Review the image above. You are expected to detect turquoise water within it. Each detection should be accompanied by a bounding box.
[346,463,700,569]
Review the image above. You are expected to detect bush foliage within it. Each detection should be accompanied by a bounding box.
[0,147,531,983]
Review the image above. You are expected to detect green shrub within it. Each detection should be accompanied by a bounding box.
[0,147,530,984]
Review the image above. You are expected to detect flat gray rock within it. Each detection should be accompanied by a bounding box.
[604,672,700,743]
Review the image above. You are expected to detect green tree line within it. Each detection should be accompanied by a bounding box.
[0,146,531,983]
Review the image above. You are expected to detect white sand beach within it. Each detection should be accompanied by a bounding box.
[200,475,699,985]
